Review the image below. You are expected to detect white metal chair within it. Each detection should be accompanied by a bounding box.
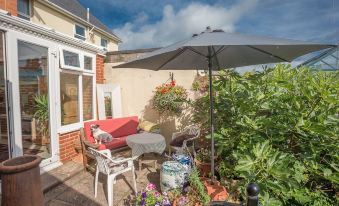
[170,126,200,155]
[88,148,137,206]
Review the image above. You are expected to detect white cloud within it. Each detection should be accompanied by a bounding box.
[114,0,259,50]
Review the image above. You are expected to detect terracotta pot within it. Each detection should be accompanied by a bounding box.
[0,155,43,206]
[201,177,228,201]
[194,158,211,177]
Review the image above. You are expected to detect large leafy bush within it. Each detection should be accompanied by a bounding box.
[192,64,338,205]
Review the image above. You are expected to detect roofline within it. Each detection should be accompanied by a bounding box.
[0,11,105,54]
[107,47,161,55]
[37,0,122,43]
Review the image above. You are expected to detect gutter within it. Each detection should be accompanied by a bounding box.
[37,0,122,43]
[0,11,105,54]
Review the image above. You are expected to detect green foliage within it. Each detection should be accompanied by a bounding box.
[152,80,188,115]
[34,94,49,137]
[192,64,339,205]
[189,168,211,204]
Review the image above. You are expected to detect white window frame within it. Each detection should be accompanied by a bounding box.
[59,46,83,71]
[74,24,86,41]
[17,0,31,20]
[58,46,96,133]
[101,37,108,49]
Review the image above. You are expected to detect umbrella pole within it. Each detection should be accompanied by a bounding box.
[207,49,215,183]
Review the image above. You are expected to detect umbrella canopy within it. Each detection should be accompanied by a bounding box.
[116,28,333,70]
[114,27,334,182]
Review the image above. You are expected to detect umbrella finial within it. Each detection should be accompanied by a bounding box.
[205,26,212,32]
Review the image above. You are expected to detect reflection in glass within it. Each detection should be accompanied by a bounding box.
[104,92,112,118]
[18,40,51,159]
[60,73,79,125]
[0,31,9,163]
[63,50,80,68]
[83,76,93,121]
[84,56,92,71]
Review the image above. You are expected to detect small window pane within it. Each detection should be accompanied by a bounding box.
[104,92,112,118]
[101,38,108,48]
[60,73,79,125]
[83,76,93,121]
[18,0,30,20]
[84,56,92,70]
[63,50,80,68]
[74,25,86,40]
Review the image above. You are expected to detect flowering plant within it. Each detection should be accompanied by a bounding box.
[136,183,171,206]
[152,80,188,115]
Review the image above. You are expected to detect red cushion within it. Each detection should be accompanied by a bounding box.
[83,116,139,144]
[98,136,128,150]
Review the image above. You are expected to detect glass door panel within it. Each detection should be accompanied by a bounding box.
[0,31,9,163]
[18,41,51,159]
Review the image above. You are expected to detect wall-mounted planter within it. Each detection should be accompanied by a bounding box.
[0,155,43,206]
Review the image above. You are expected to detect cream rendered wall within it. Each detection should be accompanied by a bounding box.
[91,31,118,51]
[31,1,118,51]
[105,63,198,148]
[32,1,74,36]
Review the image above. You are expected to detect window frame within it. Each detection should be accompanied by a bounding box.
[74,24,86,41]
[58,46,96,133]
[17,0,31,20]
[101,37,108,49]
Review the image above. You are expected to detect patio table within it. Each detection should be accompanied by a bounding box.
[126,132,166,157]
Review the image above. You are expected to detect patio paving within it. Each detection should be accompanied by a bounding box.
[43,150,165,206]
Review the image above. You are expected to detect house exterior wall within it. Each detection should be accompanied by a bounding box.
[104,62,197,147]
[31,0,119,51]
[0,0,17,16]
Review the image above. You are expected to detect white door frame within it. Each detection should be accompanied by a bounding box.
[6,29,59,167]
[97,84,122,120]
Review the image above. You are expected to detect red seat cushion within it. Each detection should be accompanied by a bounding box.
[83,116,139,150]
[98,136,128,150]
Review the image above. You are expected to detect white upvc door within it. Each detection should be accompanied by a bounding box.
[6,30,59,168]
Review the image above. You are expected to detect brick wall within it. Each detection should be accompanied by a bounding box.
[96,54,105,83]
[59,130,80,163]
[0,0,17,16]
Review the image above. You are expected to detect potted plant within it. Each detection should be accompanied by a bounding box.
[33,94,49,145]
[152,80,188,115]
[194,148,213,177]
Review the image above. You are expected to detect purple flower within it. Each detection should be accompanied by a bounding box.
[155,202,161,206]
[163,198,171,206]
[141,191,147,199]
[140,199,146,206]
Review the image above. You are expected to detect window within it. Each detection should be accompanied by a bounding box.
[74,24,86,41]
[83,76,93,121]
[63,50,80,68]
[84,56,93,71]
[60,73,79,125]
[18,0,30,20]
[59,47,95,129]
[101,38,108,49]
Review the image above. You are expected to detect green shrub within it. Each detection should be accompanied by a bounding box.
[192,64,338,205]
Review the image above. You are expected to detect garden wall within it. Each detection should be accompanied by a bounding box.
[104,58,198,148]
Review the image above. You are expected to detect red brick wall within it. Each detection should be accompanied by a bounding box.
[0,0,17,16]
[96,54,105,83]
[59,130,80,163]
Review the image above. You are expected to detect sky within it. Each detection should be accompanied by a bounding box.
[78,0,339,50]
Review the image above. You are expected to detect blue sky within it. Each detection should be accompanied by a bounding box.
[79,0,338,50]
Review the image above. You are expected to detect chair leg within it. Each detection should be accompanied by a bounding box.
[107,176,113,206]
[94,165,99,198]
[131,166,137,194]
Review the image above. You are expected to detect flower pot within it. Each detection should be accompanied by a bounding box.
[201,178,228,201]
[0,155,43,206]
[194,158,211,177]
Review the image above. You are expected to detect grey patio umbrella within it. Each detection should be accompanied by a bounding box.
[114,27,334,182]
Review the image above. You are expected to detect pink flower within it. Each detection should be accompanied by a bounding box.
[146,183,156,191]
[153,191,161,198]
